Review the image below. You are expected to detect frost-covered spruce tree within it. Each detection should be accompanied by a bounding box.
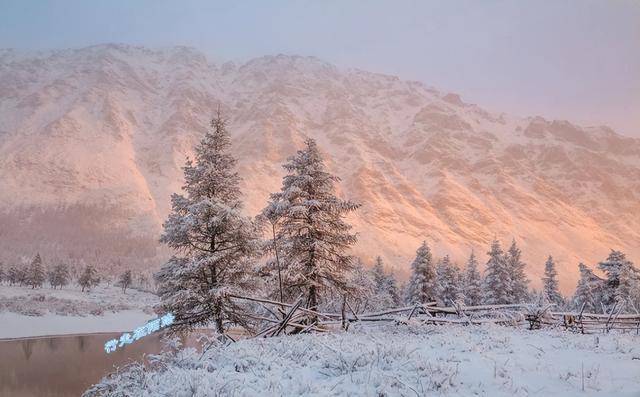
[506,239,529,303]
[405,241,437,304]
[48,263,70,289]
[27,253,45,289]
[597,250,637,308]
[462,251,483,306]
[573,263,605,312]
[17,267,27,286]
[369,256,396,310]
[57,264,70,289]
[258,197,287,303]
[372,257,387,293]
[262,139,359,317]
[615,263,640,311]
[482,239,511,304]
[542,256,563,306]
[385,269,402,307]
[155,116,258,333]
[348,258,376,313]
[78,265,99,292]
[7,266,18,285]
[48,265,56,288]
[435,255,461,306]
[119,270,132,294]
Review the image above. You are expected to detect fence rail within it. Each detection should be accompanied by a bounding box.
[226,295,640,337]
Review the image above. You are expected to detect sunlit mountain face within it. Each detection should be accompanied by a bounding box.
[1,44,639,291]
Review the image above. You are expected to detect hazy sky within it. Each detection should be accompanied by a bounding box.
[1,0,638,137]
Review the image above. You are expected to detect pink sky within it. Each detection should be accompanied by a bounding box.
[1,0,638,137]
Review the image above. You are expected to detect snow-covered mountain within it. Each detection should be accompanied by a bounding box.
[1,44,639,291]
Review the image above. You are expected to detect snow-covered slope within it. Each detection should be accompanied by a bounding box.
[1,44,639,291]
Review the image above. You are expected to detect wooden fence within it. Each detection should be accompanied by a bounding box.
[227,295,640,337]
[525,304,640,334]
[229,295,536,337]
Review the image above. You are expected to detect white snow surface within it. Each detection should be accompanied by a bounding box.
[86,323,640,397]
[0,284,158,338]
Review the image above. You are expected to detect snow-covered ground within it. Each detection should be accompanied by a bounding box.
[85,323,640,397]
[0,284,159,338]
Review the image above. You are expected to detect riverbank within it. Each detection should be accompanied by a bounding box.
[0,310,157,339]
[1,284,159,339]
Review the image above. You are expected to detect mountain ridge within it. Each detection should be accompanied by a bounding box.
[1,44,639,292]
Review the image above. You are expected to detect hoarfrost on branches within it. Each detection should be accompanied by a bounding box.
[155,115,259,333]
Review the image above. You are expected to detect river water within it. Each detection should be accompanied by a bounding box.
[0,332,185,397]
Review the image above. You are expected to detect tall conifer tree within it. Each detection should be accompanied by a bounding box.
[28,253,45,289]
[483,239,510,304]
[505,239,529,303]
[261,139,359,317]
[78,265,99,292]
[462,251,483,306]
[598,250,636,308]
[49,263,70,289]
[155,115,258,333]
[405,241,437,304]
[542,256,563,306]
[435,255,461,306]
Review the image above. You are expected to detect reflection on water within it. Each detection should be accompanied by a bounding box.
[0,331,196,397]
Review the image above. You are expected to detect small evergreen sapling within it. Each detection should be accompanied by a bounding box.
[120,270,132,294]
[435,255,461,306]
[78,265,99,292]
[462,251,483,306]
[573,263,605,312]
[505,240,529,303]
[17,267,27,286]
[385,269,402,307]
[7,266,18,285]
[483,239,511,304]
[542,256,563,306]
[48,263,70,289]
[405,241,437,305]
[348,258,376,313]
[369,256,400,310]
[28,253,45,289]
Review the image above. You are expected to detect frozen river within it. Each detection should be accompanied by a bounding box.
[0,331,172,396]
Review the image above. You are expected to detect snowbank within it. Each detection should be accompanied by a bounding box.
[85,323,640,396]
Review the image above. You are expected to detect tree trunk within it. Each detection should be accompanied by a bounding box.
[214,304,224,333]
[210,237,224,334]
[271,222,284,305]
[308,285,318,324]
[341,295,348,330]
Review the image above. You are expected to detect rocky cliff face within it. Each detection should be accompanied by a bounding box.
[1,44,639,290]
